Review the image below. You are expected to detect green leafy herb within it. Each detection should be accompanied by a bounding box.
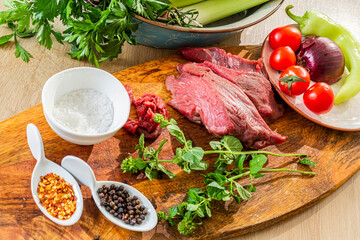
[0,0,199,65]
[121,135,176,180]
[158,188,210,235]
[14,34,32,62]
[299,157,317,166]
[249,154,267,175]
[122,114,316,182]
[159,153,316,235]
[120,115,317,235]
[209,135,243,173]
[0,33,13,45]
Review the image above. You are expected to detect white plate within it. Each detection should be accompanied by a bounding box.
[261,36,360,131]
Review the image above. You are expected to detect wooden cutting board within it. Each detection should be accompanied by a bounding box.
[1,46,360,240]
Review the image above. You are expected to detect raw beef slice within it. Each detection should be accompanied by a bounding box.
[166,69,287,149]
[179,47,268,78]
[178,62,283,122]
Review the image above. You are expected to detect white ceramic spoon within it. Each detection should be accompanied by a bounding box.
[61,155,158,232]
[27,123,83,225]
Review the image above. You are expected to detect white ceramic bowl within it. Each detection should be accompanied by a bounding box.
[42,67,130,145]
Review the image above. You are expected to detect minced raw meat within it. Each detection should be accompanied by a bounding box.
[123,85,168,139]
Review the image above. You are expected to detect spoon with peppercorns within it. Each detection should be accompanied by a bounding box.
[27,123,84,226]
[61,155,158,231]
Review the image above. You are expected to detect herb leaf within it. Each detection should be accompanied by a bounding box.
[222,135,243,155]
[0,33,13,45]
[234,154,246,171]
[235,182,252,200]
[249,154,268,175]
[157,164,175,179]
[299,158,317,166]
[14,35,32,62]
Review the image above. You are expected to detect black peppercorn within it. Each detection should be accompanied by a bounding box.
[97,184,146,225]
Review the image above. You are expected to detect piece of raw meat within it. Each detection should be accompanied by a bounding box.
[123,117,138,134]
[125,84,135,104]
[179,47,268,78]
[166,69,287,149]
[123,86,168,139]
[178,62,283,122]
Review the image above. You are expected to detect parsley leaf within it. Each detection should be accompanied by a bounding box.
[14,35,32,62]
[0,33,13,45]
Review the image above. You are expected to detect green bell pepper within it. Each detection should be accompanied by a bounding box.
[286,5,360,104]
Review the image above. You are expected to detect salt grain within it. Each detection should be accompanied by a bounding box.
[53,88,114,134]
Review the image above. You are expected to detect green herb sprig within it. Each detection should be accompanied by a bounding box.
[121,115,209,179]
[121,114,315,180]
[122,114,316,235]
[158,153,316,235]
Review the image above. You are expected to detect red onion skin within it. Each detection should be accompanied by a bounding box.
[296,35,345,85]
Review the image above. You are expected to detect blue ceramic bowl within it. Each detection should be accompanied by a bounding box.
[133,0,284,49]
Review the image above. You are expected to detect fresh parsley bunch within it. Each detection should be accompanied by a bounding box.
[0,0,197,66]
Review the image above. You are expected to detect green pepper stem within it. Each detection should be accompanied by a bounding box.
[203,150,306,157]
[285,5,302,24]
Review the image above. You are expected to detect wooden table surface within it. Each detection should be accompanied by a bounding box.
[0,0,359,239]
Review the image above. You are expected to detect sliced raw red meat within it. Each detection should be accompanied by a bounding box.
[178,62,284,122]
[179,47,268,78]
[166,69,287,149]
[166,74,233,136]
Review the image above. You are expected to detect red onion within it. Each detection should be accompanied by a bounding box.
[296,35,345,85]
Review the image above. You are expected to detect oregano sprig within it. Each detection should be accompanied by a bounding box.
[121,114,316,235]
[158,153,315,235]
[121,114,315,181]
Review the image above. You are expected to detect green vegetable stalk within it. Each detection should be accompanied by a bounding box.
[286,5,360,104]
[182,0,270,26]
[170,0,205,8]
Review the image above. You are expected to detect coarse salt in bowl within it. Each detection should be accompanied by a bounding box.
[42,67,130,145]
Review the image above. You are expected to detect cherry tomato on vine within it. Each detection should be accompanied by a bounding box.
[279,65,310,96]
[303,82,334,114]
[269,46,296,71]
[269,25,302,51]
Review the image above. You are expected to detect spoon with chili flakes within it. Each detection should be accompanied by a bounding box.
[27,123,83,226]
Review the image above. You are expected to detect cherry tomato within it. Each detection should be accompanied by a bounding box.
[303,82,334,114]
[269,25,302,51]
[269,46,296,71]
[279,65,310,96]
